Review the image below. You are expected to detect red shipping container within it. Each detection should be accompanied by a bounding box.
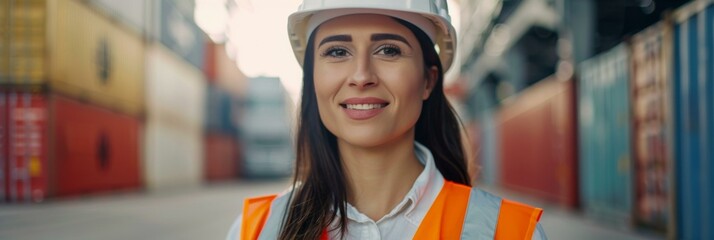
[1,92,142,202]
[53,94,141,196]
[204,133,240,181]
[497,77,579,208]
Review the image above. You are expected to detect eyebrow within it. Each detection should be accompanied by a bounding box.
[317,33,412,47]
[319,35,352,47]
[371,33,411,47]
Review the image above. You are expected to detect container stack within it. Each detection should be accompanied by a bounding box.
[1,0,144,202]
[202,42,247,182]
[143,0,206,190]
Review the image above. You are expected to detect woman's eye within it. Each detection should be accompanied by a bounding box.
[322,47,350,58]
[376,45,402,57]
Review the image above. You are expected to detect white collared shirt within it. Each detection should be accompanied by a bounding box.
[327,142,444,240]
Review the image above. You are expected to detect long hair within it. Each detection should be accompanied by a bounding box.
[279,17,470,240]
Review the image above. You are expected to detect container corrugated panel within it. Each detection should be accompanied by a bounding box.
[205,85,239,134]
[578,44,634,225]
[52,94,142,196]
[0,0,47,84]
[144,44,205,190]
[497,76,579,208]
[46,0,145,116]
[630,22,674,232]
[204,133,239,181]
[673,2,714,239]
[1,91,48,203]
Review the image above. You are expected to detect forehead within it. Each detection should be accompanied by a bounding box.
[314,14,415,40]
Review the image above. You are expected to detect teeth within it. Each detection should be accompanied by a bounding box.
[345,104,385,110]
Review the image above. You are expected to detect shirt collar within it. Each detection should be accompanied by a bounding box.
[342,141,442,223]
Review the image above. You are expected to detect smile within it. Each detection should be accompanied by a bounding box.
[339,97,390,120]
[342,103,389,110]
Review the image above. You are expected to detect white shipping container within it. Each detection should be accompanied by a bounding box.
[144,43,205,190]
[145,44,205,130]
[144,120,203,190]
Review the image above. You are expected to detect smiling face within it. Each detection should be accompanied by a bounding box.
[312,14,437,148]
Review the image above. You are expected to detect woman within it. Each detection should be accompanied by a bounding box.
[228,0,547,239]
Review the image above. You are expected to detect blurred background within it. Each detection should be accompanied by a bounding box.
[0,0,712,239]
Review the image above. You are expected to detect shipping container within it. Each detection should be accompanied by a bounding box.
[52,94,142,196]
[202,42,249,96]
[1,91,142,202]
[144,44,205,190]
[82,0,206,66]
[204,133,240,181]
[577,44,634,225]
[630,22,674,233]
[497,76,579,208]
[148,0,205,69]
[205,85,239,134]
[0,0,145,116]
[0,0,47,83]
[672,2,714,239]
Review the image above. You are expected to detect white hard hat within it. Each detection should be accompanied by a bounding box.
[287,0,457,72]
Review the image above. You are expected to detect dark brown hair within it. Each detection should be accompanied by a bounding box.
[279,17,470,240]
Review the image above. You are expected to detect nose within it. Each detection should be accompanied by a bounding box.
[348,55,378,89]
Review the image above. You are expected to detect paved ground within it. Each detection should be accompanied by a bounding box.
[0,180,664,240]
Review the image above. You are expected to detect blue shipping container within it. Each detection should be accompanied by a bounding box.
[672,2,714,239]
[577,44,634,225]
[205,85,239,134]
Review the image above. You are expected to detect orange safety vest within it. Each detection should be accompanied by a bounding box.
[239,181,543,239]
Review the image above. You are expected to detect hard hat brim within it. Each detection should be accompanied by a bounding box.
[287,7,457,72]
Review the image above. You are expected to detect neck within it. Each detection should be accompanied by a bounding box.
[338,132,424,221]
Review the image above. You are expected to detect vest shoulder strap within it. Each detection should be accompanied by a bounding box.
[495,199,543,240]
[413,181,471,239]
[241,194,278,240]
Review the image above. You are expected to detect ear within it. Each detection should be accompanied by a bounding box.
[423,66,438,100]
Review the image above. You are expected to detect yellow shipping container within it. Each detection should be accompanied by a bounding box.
[1,0,144,116]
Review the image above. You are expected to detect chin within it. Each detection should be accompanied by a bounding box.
[337,132,389,149]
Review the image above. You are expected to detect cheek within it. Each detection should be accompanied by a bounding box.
[313,67,343,128]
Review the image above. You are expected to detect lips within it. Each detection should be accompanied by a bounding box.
[339,97,390,120]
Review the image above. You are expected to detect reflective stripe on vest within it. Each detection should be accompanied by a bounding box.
[239,182,543,239]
